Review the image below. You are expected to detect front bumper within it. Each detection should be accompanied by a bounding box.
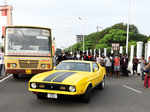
[29,88,78,96]
[6,69,50,75]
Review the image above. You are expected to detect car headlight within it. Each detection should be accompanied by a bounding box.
[31,83,37,89]
[69,86,76,92]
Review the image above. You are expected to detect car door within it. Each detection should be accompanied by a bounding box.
[92,62,101,86]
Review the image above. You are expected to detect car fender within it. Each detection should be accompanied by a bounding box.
[81,82,92,95]
[98,64,106,75]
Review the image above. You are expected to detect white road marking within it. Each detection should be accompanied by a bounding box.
[0,74,13,83]
[123,85,143,94]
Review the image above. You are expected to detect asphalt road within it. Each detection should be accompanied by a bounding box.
[0,75,150,112]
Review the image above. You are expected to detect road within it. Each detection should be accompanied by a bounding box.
[0,75,150,112]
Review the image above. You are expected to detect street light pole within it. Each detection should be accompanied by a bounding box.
[126,21,129,55]
[83,35,84,53]
[126,0,131,55]
[78,17,85,53]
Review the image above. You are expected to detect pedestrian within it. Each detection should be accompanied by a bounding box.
[83,53,88,61]
[110,54,114,76]
[88,53,93,61]
[56,53,63,65]
[100,55,105,66]
[132,56,139,75]
[113,55,120,78]
[105,56,112,77]
[73,53,77,60]
[120,54,129,76]
[0,47,4,76]
[76,53,80,60]
[96,55,101,64]
[143,60,150,74]
[139,56,146,80]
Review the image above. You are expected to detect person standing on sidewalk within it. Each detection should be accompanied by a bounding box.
[0,47,4,76]
[114,55,120,78]
[105,55,112,77]
[139,56,146,80]
[132,56,139,75]
[120,54,129,77]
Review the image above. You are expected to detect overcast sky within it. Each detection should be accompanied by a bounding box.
[0,0,150,48]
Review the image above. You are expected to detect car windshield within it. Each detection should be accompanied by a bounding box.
[5,28,51,56]
[55,62,91,72]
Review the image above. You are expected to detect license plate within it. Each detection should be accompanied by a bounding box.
[25,69,31,74]
[47,93,57,99]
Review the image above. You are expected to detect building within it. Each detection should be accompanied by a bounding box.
[76,35,86,43]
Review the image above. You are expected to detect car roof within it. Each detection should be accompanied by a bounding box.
[61,60,93,64]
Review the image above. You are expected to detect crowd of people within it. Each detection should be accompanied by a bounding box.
[55,51,150,79]
[0,47,150,80]
[132,56,150,80]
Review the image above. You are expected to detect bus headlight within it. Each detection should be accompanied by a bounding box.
[69,86,76,92]
[12,64,17,68]
[30,83,37,89]
[41,64,46,68]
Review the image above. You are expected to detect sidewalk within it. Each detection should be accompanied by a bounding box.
[0,73,8,80]
[0,75,5,79]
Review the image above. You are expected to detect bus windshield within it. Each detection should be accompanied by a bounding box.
[5,27,51,56]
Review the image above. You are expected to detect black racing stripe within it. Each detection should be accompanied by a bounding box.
[53,72,76,82]
[43,72,65,81]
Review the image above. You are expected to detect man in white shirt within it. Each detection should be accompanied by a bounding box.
[105,56,112,77]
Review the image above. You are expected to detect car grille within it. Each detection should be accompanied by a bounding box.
[36,83,70,92]
[19,60,39,68]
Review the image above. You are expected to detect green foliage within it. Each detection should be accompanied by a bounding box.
[66,23,149,54]
[148,37,150,41]
[97,29,127,48]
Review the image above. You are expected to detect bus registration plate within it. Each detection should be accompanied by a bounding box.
[26,69,31,74]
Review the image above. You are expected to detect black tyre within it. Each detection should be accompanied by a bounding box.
[13,74,19,79]
[81,85,92,103]
[98,78,105,90]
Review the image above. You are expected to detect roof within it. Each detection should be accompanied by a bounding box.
[5,25,51,31]
[61,60,93,63]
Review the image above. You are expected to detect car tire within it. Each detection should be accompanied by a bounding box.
[81,85,92,103]
[13,74,19,79]
[98,78,105,90]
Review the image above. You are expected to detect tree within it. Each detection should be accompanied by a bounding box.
[67,23,148,54]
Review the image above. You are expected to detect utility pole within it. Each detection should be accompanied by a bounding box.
[96,25,103,32]
[126,0,131,55]
[78,17,85,53]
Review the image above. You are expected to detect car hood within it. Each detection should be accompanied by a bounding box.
[30,70,90,85]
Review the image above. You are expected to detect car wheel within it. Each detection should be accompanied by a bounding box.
[98,78,105,90]
[13,74,19,79]
[81,85,92,103]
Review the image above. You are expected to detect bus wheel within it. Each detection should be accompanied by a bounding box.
[13,74,19,79]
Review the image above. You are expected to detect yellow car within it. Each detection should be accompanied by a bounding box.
[28,60,106,102]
